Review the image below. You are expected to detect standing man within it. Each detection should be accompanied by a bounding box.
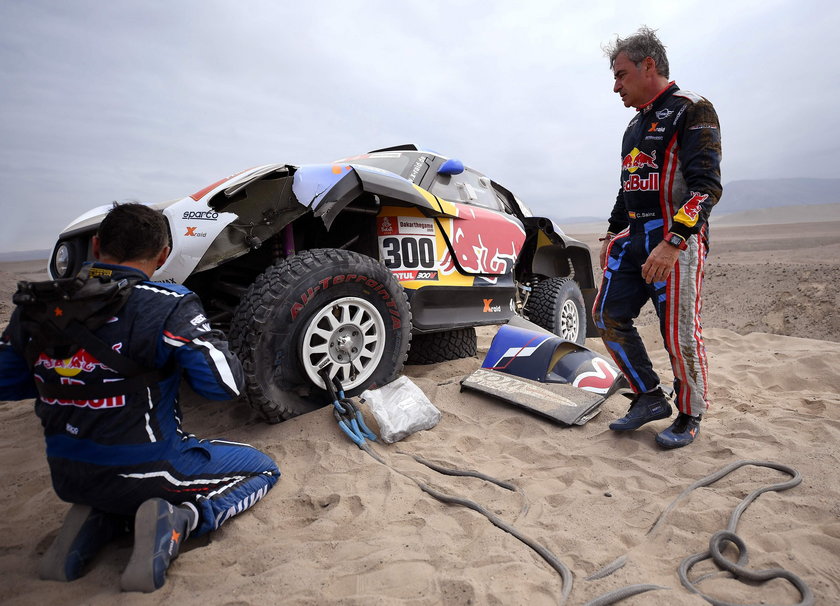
[593,27,722,448]
[0,203,280,591]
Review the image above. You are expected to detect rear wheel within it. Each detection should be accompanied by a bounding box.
[406,327,477,365]
[230,249,412,422]
[523,277,586,345]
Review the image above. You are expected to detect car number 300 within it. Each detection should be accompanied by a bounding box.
[380,236,436,270]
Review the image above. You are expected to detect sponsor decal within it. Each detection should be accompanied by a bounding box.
[378,216,395,236]
[656,108,674,120]
[648,122,659,132]
[572,357,618,394]
[393,270,438,282]
[688,123,718,130]
[182,210,219,221]
[627,117,639,129]
[41,393,126,409]
[289,275,402,329]
[622,173,660,192]
[621,148,658,173]
[190,313,211,332]
[184,226,207,237]
[87,267,113,278]
[35,347,119,377]
[438,208,525,281]
[483,299,501,313]
[675,191,709,227]
[34,346,126,409]
[397,217,435,236]
[377,216,435,237]
[644,135,664,141]
[407,155,428,182]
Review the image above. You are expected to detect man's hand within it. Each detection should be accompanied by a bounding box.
[641,240,681,284]
[599,239,611,270]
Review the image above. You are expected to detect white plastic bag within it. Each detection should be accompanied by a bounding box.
[361,376,441,443]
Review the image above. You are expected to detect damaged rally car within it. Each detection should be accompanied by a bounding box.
[48,144,597,422]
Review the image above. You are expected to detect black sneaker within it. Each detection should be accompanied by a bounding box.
[39,504,129,582]
[656,413,701,449]
[120,498,197,593]
[608,387,672,431]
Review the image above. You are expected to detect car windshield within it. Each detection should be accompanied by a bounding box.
[333,152,416,180]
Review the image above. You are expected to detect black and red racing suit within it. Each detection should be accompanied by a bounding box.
[592,82,722,416]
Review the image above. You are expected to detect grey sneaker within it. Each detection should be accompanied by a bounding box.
[120,499,197,592]
[39,504,129,582]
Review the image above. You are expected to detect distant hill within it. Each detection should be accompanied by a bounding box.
[0,249,50,262]
[719,178,840,212]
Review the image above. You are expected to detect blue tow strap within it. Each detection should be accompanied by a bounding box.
[319,369,377,447]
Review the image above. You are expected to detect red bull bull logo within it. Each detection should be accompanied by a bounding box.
[34,347,117,377]
[682,191,708,220]
[674,191,709,228]
[621,148,658,173]
[438,206,526,281]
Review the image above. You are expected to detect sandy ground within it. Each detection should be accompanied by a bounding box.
[1,217,839,605]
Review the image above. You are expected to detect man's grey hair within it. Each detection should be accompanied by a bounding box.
[604,26,669,79]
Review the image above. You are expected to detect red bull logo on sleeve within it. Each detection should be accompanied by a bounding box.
[621,148,658,173]
[675,191,709,228]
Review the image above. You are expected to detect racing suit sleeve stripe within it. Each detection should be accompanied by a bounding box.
[159,294,244,401]
[192,337,240,396]
[660,135,680,230]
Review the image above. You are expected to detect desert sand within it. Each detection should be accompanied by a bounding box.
[1,217,838,605]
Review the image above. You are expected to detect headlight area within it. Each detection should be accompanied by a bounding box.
[49,237,89,279]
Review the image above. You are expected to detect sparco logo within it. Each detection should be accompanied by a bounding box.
[182,211,219,220]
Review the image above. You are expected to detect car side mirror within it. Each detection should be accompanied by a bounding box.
[437,158,464,176]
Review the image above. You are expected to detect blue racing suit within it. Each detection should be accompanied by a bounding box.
[0,263,279,536]
[593,82,722,417]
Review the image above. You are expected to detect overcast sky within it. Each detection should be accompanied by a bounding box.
[1,0,837,253]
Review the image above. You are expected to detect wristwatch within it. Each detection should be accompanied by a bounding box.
[664,232,688,250]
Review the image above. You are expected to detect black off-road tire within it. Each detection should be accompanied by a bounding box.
[229,249,412,423]
[406,327,477,365]
[523,277,586,345]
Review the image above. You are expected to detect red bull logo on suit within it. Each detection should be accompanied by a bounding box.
[621,148,658,173]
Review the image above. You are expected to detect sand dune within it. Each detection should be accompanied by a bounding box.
[1,218,838,605]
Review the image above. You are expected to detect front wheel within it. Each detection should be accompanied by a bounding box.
[523,277,586,345]
[230,249,412,423]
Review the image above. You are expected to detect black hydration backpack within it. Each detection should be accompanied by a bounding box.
[13,275,168,400]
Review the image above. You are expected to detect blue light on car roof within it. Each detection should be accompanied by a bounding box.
[437,158,464,176]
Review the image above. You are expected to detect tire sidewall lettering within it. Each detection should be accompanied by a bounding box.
[289,274,401,329]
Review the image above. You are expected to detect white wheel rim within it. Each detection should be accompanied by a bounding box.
[300,296,386,390]
[560,300,579,342]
